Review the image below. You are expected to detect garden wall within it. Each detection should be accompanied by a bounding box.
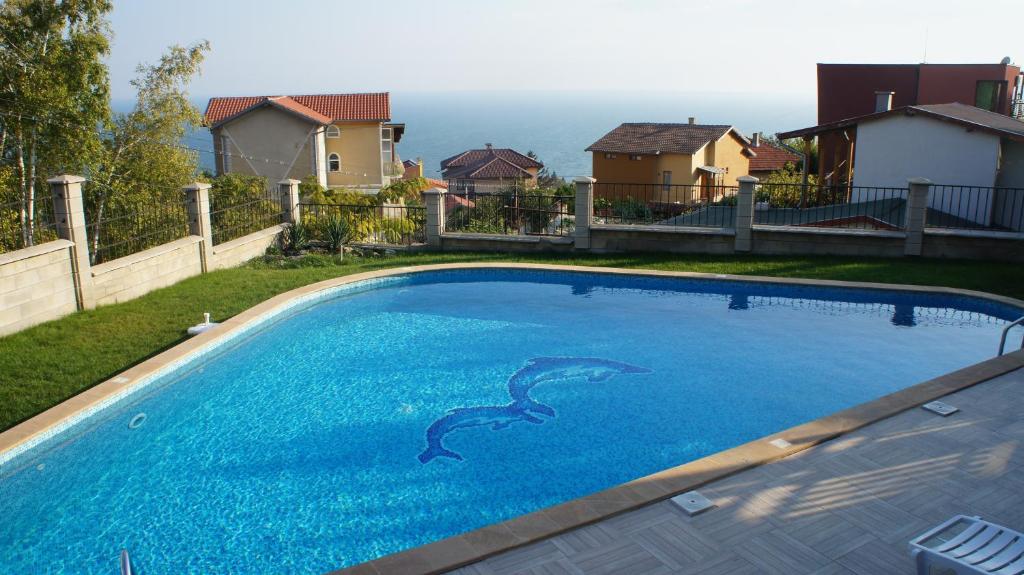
[91,236,205,306]
[440,233,573,253]
[0,240,78,336]
[208,225,284,271]
[590,224,736,254]
[0,178,292,337]
[749,226,907,258]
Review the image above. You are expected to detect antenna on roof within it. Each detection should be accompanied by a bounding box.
[922,27,928,63]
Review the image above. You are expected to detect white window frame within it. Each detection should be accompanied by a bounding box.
[326,125,340,138]
[328,153,340,173]
[220,134,231,171]
[381,126,393,164]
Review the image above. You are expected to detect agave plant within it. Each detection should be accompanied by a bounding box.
[320,215,353,255]
[284,222,309,253]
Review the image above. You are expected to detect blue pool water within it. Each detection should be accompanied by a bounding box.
[1,269,1021,574]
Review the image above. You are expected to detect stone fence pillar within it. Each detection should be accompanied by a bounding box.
[904,177,931,256]
[573,177,595,250]
[49,175,95,310]
[184,182,214,272]
[734,175,758,253]
[279,179,301,225]
[423,187,446,248]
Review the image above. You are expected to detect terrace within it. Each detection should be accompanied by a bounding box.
[447,364,1024,575]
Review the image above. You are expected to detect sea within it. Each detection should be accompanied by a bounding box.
[120,91,817,180]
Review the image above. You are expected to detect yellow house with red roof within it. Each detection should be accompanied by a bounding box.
[204,93,404,190]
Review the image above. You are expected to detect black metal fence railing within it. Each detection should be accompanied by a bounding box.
[299,203,426,246]
[209,195,283,246]
[0,192,60,254]
[755,183,907,231]
[927,185,1024,232]
[445,191,575,236]
[85,200,190,264]
[592,183,737,227]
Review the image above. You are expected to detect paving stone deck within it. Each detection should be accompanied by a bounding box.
[450,368,1024,575]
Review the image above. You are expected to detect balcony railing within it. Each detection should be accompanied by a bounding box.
[1012,99,1023,120]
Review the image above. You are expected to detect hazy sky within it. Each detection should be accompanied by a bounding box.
[107,0,1020,100]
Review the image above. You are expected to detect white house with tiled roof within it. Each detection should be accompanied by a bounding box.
[205,93,404,190]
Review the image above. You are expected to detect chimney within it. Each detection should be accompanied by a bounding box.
[484,143,493,150]
[688,117,696,125]
[874,91,894,113]
[416,157,423,178]
[752,132,761,147]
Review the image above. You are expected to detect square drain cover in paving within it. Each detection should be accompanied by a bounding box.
[922,401,959,416]
[670,490,716,516]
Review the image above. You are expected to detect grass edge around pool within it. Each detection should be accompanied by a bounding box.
[1,251,1022,432]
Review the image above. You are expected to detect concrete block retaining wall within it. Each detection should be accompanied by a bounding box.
[209,225,284,271]
[0,240,78,336]
[0,178,295,337]
[91,237,205,306]
[440,233,574,253]
[749,226,907,258]
[591,224,736,254]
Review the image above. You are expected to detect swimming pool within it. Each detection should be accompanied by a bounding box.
[1,267,1021,574]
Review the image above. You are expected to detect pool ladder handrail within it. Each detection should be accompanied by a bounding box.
[998,315,1024,356]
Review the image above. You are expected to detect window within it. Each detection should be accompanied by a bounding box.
[220,135,231,171]
[662,171,672,191]
[629,154,642,161]
[381,127,393,164]
[326,125,340,138]
[328,153,340,172]
[975,80,1006,112]
[604,153,617,159]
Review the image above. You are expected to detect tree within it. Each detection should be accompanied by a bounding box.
[86,41,209,263]
[0,0,112,248]
[526,150,566,189]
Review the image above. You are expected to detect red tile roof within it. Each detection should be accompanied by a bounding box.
[748,141,801,172]
[586,123,743,155]
[440,147,542,181]
[205,93,391,127]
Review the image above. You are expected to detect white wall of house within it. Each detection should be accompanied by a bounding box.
[997,140,1024,188]
[853,115,1001,226]
[216,106,320,188]
[994,141,1024,231]
[313,128,328,188]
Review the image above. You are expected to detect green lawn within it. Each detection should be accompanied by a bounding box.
[1,251,1022,433]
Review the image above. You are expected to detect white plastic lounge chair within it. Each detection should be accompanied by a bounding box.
[910,515,1024,574]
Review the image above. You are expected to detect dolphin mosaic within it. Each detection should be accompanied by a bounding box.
[417,357,652,463]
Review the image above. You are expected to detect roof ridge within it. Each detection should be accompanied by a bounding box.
[467,156,532,178]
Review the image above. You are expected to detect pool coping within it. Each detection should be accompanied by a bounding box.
[1,263,1023,575]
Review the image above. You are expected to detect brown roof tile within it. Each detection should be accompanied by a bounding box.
[441,147,542,180]
[205,92,390,127]
[749,141,801,172]
[586,123,738,155]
